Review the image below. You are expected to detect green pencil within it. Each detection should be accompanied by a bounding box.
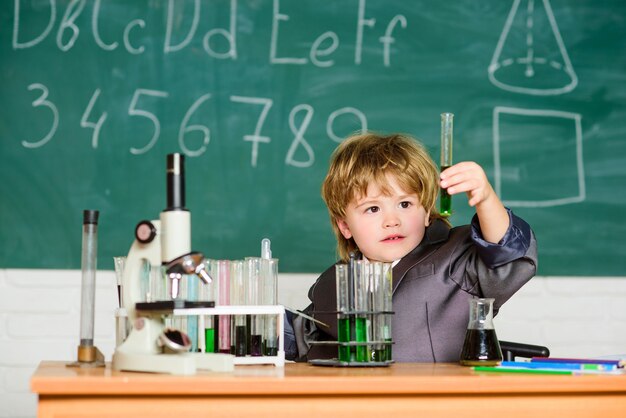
[473,366,573,375]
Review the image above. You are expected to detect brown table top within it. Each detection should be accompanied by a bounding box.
[31,361,626,396]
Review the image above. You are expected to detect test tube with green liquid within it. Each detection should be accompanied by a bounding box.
[382,263,393,361]
[230,260,247,356]
[353,260,369,363]
[370,262,387,362]
[440,112,454,217]
[202,260,219,353]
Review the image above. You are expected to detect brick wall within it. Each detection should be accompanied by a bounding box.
[1,269,625,418]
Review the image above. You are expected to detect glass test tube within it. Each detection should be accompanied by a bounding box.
[113,256,129,348]
[141,261,165,303]
[370,262,393,362]
[216,260,231,354]
[353,260,369,363]
[245,257,263,356]
[165,276,188,349]
[185,275,199,352]
[79,210,99,347]
[230,260,247,356]
[382,263,393,361]
[201,260,216,352]
[440,112,454,217]
[370,262,384,362]
[335,263,351,362]
[262,258,279,356]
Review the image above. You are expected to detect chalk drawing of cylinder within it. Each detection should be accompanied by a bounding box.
[488,0,577,95]
[493,107,584,207]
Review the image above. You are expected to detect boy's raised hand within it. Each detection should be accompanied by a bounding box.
[440,161,509,243]
[439,161,495,207]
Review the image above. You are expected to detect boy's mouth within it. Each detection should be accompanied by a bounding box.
[382,234,404,242]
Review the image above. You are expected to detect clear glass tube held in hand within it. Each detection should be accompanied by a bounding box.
[440,112,454,217]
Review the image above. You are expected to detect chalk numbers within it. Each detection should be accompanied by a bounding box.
[22,83,59,149]
[20,83,368,166]
[128,89,169,155]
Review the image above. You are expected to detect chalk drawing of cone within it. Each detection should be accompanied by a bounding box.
[488,0,577,96]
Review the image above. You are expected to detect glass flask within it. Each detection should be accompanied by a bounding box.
[459,298,503,366]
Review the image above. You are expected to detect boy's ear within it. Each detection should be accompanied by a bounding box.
[425,210,431,227]
[336,218,353,239]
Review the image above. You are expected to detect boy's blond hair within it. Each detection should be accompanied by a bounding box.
[322,133,448,261]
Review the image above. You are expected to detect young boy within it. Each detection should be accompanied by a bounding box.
[285,133,537,363]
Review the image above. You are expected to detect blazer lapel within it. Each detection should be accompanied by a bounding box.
[392,219,450,294]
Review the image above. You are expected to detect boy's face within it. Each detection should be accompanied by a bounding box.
[336,174,429,263]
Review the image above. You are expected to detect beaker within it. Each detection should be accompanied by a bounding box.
[459,298,502,366]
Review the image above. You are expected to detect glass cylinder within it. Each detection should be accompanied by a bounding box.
[216,260,231,354]
[79,210,98,347]
[352,260,369,363]
[440,112,454,168]
[199,260,217,353]
[230,260,247,356]
[440,112,454,217]
[459,298,503,366]
[335,263,350,362]
[261,257,279,356]
[382,263,393,361]
[113,256,129,347]
[370,262,393,362]
[245,257,263,356]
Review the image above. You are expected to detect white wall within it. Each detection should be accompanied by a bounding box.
[1,269,625,418]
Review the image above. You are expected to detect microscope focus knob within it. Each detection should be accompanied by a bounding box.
[135,220,157,244]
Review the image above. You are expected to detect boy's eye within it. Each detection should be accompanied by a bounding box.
[399,201,412,209]
[365,206,380,214]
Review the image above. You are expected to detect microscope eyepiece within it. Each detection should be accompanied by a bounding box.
[166,153,186,211]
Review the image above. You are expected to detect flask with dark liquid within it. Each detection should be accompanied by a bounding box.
[460,298,502,366]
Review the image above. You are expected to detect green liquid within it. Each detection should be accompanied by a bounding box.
[265,346,278,356]
[204,328,215,353]
[440,188,452,216]
[440,165,452,216]
[385,338,392,361]
[337,317,351,362]
[354,317,368,362]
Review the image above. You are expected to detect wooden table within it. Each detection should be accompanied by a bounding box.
[31,361,626,418]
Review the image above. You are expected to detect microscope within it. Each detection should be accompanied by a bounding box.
[112,153,233,374]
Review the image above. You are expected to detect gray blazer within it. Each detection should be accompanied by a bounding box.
[293,210,537,363]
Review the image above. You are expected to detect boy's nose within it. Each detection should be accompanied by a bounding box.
[384,214,400,228]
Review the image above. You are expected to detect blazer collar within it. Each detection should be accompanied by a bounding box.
[391,219,450,293]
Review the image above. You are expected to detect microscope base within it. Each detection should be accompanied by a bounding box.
[112,352,196,375]
[112,317,234,375]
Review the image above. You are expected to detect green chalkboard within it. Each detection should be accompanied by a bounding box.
[1,0,625,275]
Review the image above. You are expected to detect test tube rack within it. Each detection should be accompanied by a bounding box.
[308,309,394,367]
[172,304,285,367]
